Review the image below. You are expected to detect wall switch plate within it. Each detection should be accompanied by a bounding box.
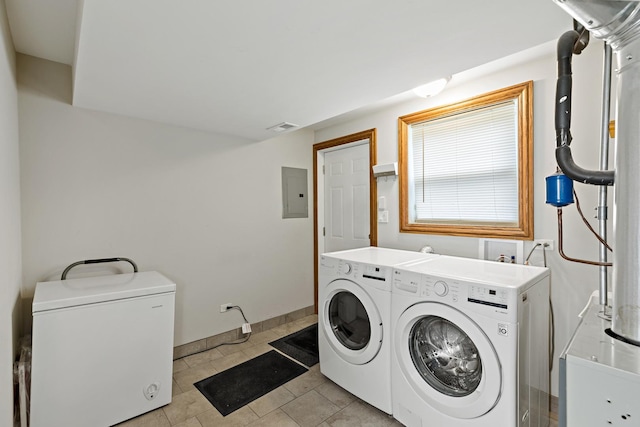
[378,196,386,210]
[378,210,389,223]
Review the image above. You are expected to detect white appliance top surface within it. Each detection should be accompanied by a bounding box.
[33,271,176,313]
[399,255,549,289]
[322,247,439,267]
[565,297,640,376]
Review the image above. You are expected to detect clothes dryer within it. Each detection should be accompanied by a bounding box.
[319,247,438,414]
[391,256,550,426]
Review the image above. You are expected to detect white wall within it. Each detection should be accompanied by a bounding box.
[315,40,612,396]
[18,54,315,346]
[0,0,22,424]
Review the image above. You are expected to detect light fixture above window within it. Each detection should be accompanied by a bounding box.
[412,77,451,98]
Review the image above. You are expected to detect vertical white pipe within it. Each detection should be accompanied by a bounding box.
[598,43,612,309]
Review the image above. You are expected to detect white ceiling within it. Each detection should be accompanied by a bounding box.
[5,0,572,141]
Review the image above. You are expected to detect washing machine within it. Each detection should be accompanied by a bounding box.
[319,247,439,414]
[391,256,550,427]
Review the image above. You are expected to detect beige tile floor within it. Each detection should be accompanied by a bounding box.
[117,314,559,427]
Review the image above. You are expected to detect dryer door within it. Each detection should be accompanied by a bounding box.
[321,279,383,365]
[395,301,501,419]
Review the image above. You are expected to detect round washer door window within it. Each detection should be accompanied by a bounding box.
[409,316,482,397]
[394,301,501,419]
[328,291,371,350]
[322,279,382,365]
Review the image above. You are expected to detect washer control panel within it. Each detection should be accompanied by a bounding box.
[468,285,509,309]
[339,262,352,275]
[325,258,392,291]
[433,281,448,297]
[393,269,517,314]
[422,275,460,302]
[337,261,387,279]
[393,270,460,303]
[393,269,420,293]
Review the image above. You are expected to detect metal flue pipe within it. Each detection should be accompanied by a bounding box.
[553,0,640,345]
[610,35,640,344]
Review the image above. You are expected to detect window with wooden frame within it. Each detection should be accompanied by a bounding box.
[398,81,533,239]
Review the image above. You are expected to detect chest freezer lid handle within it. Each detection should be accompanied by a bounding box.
[61,257,138,280]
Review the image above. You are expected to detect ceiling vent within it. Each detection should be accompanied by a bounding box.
[267,122,299,132]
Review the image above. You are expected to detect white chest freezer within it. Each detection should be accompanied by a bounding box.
[30,271,176,427]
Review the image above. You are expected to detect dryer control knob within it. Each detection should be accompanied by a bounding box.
[341,263,352,275]
[434,281,449,297]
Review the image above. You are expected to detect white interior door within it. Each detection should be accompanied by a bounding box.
[324,142,370,253]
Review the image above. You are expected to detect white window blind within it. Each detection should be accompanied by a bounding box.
[408,100,518,225]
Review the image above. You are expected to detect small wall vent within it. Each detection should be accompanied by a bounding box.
[267,122,299,132]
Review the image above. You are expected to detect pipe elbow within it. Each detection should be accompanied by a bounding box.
[557,30,580,62]
[556,145,614,186]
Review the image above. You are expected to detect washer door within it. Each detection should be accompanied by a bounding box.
[395,302,501,419]
[322,279,382,365]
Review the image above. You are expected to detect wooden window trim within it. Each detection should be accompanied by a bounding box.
[398,81,534,240]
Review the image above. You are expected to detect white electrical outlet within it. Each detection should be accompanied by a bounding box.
[534,239,554,251]
[220,303,231,313]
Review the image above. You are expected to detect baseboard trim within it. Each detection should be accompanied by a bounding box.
[173,305,315,360]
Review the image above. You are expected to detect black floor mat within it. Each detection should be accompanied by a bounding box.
[269,323,319,367]
[194,350,307,416]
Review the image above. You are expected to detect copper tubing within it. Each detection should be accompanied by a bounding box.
[557,208,613,266]
[574,189,612,252]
